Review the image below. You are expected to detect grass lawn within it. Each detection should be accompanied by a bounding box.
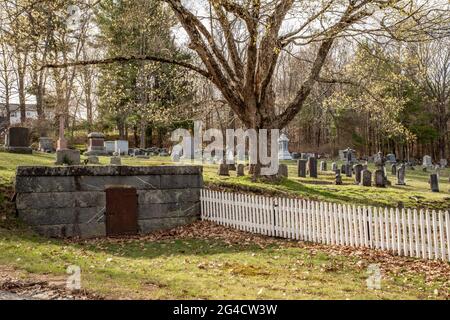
[1,222,449,299]
[0,151,449,299]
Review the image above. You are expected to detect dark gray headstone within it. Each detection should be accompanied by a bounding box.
[297,159,307,178]
[345,164,352,177]
[5,127,32,154]
[374,169,385,187]
[391,164,397,176]
[396,164,406,185]
[354,164,363,184]
[278,164,288,178]
[335,169,343,185]
[361,169,372,187]
[308,157,318,178]
[430,174,439,192]
[237,164,245,177]
[218,163,230,176]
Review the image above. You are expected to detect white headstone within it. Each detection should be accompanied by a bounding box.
[422,155,432,167]
[278,133,292,160]
[115,140,129,155]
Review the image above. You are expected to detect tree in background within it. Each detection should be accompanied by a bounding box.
[96,0,194,146]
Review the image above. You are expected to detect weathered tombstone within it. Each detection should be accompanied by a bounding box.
[422,155,432,168]
[354,164,363,184]
[391,163,397,176]
[374,151,384,167]
[114,140,129,155]
[320,161,327,172]
[110,156,122,166]
[345,164,352,177]
[308,157,318,178]
[181,135,194,160]
[5,127,32,154]
[291,152,301,160]
[429,174,439,192]
[278,133,292,160]
[331,162,337,172]
[278,164,288,177]
[439,158,448,168]
[396,164,406,185]
[297,159,307,178]
[386,153,396,165]
[86,132,107,156]
[361,169,372,187]
[104,141,115,155]
[335,169,343,185]
[87,155,100,165]
[171,153,181,162]
[374,169,386,188]
[38,137,53,153]
[55,149,81,165]
[237,164,245,177]
[218,163,230,176]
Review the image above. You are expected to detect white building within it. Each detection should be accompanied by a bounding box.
[0,103,39,124]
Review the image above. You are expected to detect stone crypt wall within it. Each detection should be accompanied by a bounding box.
[14,166,203,238]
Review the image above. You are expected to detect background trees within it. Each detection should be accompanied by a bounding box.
[0,0,449,159]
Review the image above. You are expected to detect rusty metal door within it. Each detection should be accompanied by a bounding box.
[105,186,138,236]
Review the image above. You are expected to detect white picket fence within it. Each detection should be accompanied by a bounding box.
[200,189,450,262]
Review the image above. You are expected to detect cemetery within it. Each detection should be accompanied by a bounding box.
[0,0,449,303]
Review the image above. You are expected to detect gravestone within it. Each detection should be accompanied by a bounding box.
[429,174,439,192]
[340,164,346,175]
[396,164,406,185]
[110,156,122,166]
[335,169,343,185]
[237,164,245,177]
[104,141,115,155]
[38,137,53,153]
[354,164,363,184]
[374,169,385,188]
[5,127,32,154]
[87,156,100,165]
[345,164,352,177]
[386,153,396,165]
[361,169,372,187]
[339,148,356,163]
[218,163,230,176]
[440,159,448,168]
[422,155,432,168]
[374,151,384,167]
[171,153,181,162]
[391,164,397,176]
[181,136,194,160]
[114,140,129,155]
[308,157,318,178]
[55,149,81,165]
[278,164,288,178]
[86,132,107,156]
[320,161,327,172]
[291,152,301,160]
[331,162,337,172]
[278,134,292,160]
[297,159,307,178]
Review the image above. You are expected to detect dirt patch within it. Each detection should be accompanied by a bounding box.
[0,267,102,300]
